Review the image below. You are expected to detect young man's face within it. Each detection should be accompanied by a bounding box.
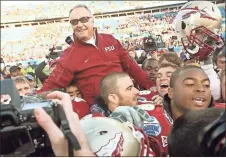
[156,66,177,97]
[15,82,32,96]
[66,85,82,99]
[69,7,94,41]
[169,68,211,113]
[116,76,139,106]
[143,60,159,81]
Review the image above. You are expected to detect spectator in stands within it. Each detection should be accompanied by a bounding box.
[35,57,58,84]
[13,76,33,96]
[158,52,182,67]
[168,108,224,157]
[137,51,148,64]
[10,65,23,78]
[142,58,159,82]
[37,4,154,106]
[65,80,82,99]
[128,50,138,63]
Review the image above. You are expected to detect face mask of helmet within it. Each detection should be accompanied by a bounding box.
[174,1,224,61]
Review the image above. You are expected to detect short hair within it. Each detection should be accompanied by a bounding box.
[170,65,203,88]
[158,53,182,67]
[142,58,158,69]
[13,76,30,86]
[168,108,224,156]
[100,72,129,104]
[69,4,92,16]
[158,62,179,71]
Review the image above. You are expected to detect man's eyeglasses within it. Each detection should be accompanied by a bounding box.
[70,17,91,26]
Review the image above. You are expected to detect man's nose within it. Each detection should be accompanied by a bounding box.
[195,83,205,92]
[77,21,83,27]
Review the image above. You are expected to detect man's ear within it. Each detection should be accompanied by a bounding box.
[168,87,174,99]
[108,94,119,105]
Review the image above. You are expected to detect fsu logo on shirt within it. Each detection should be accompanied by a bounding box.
[105,45,115,52]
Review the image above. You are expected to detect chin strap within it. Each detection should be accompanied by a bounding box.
[56,105,81,156]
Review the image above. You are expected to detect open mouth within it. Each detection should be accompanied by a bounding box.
[192,97,206,106]
[160,83,169,89]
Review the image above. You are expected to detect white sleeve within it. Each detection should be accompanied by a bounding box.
[201,64,221,100]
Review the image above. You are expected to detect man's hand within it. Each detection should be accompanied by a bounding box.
[34,91,94,156]
[109,106,153,128]
[152,95,163,105]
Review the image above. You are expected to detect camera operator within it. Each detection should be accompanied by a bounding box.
[34,91,94,156]
[35,55,58,85]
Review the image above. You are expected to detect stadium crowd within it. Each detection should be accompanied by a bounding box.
[0,1,226,157]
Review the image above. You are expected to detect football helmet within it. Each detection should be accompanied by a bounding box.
[80,116,155,156]
[174,1,224,61]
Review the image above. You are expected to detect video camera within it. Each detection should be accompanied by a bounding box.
[143,35,166,52]
[198,110,226,156]
[0,79,61,156]
[47,46,63,59]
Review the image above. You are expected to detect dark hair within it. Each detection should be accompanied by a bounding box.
[142,58,158,69]
[100,72,129,104]
[66,79,76,88]
[0,58,4,64]
[158,53,182,67]
[168,108,224,156]
[169,65,203,88]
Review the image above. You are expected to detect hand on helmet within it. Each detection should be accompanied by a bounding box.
[109,106,153,128]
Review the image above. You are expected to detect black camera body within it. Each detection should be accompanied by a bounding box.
[0,79,60,156]
[143,35,166,52]
[47,46,63,59]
